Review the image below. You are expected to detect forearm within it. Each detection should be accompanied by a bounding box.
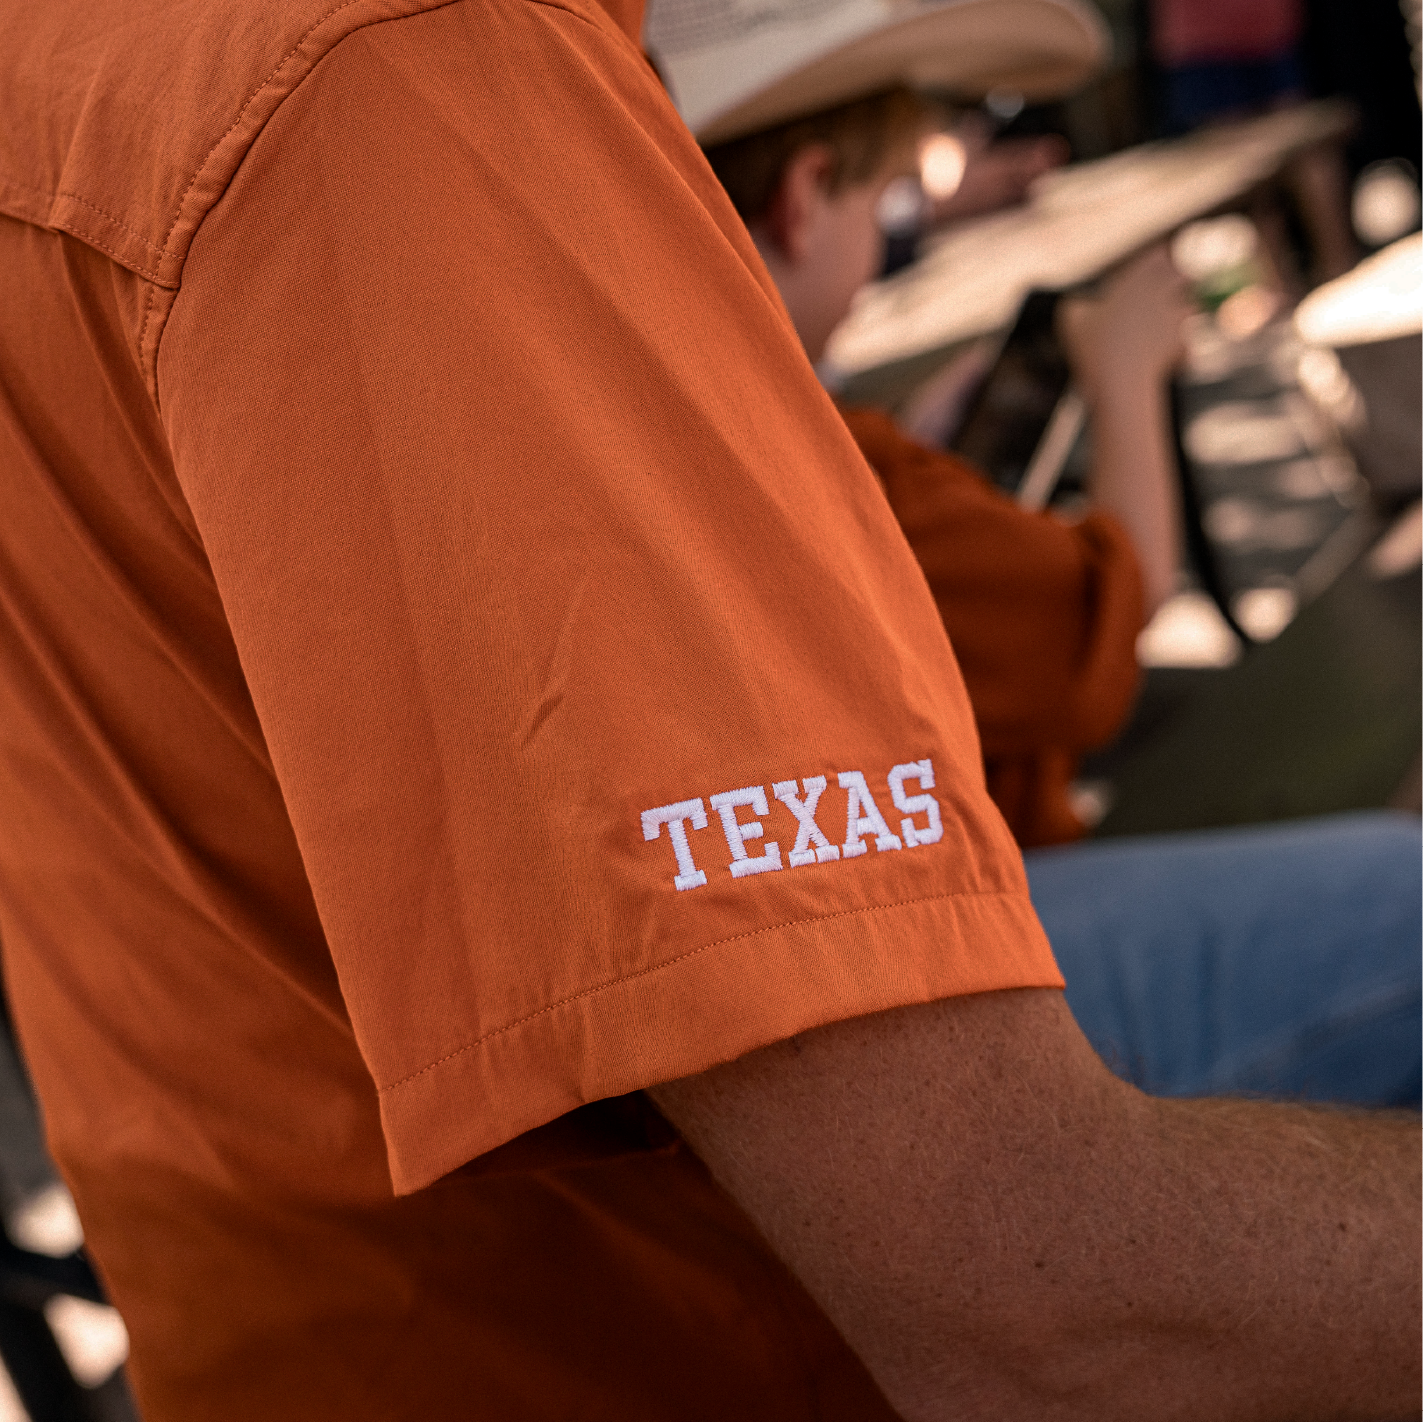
[655,991,1421,1421]
[1085,372,1181,615]
[953,1092,1421,1421]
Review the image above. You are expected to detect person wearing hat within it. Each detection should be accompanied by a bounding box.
[642,0,1193,849]
[648,0,1421,1110]
[0,0,1417,1417]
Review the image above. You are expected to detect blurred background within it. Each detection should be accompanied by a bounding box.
[828,0,1420,842]
[0,1,1417,1417]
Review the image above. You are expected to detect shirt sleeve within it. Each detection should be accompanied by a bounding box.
[841,407,1145,809]
[157,0,1061,1194]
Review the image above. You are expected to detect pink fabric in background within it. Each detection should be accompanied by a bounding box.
[1152,0,1304,65]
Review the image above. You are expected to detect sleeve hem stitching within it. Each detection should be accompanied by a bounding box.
[379,886,1031,1093]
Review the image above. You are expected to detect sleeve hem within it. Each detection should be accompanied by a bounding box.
[379,889,1062,1193]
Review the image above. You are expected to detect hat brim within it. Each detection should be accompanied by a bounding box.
[679,0,1110,144]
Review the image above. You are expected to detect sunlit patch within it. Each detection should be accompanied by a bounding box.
[1352,160,1422,248]
[983,89,1024,123]
[876,175,925,234]
[44,1296,129,1389]
[1204,498,1326,551]
[918,133,967,201]
[1172,214,1258,282]
[1066,779,1114,828]
[1271,459,1327,499]
[1368,501,1423,579]
[1185,400,1313,464]
[1294,232,1423,347]
[0,1359,22,1421]
[1312,451,1365,501]
[1233,584,1298,640]
[8,1181,83,1258]
[1295,346,1366,431]
[1136,591,1242,668]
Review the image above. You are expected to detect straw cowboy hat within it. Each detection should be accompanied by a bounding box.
[645,0,1111,143]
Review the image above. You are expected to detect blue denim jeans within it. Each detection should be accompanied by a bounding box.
[1023,812,1422,1107]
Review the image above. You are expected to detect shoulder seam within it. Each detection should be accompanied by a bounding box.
[2,176,169,260]
[153,0,370,265]
[10,0,616,401]
[49,217,163,284]
[142,0,463,403]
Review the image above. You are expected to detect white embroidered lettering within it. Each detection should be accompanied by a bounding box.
[771,777,841,867]
[888,759,944,847]
[837,771,903,857]
[644,757,942,888]
[709,786,783,878]
[640,799,709,891]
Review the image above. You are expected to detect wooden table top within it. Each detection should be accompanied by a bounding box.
[826,99,1355,378]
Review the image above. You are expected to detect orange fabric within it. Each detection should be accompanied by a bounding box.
[0,0,1061,1416]
[841,408,1146,849]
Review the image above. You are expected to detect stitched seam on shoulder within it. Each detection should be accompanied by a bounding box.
[2,176,163,250]
[10,6,445,273]
[154,0,370,259]
[6,171,172,258]
[380,888,1030,1091]
[57,192,168,253]
[145,0,459,398]
[33,183,171,254]
[137,280,159,378]
[50,218,165,283]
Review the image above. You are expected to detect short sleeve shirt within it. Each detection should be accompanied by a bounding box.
[0,0,1061,1414]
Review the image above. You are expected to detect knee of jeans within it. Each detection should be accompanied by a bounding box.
[1337,813,1423,876]
[1336,809,1422,853]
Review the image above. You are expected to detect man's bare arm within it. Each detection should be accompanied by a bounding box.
[651,988,1420,1420]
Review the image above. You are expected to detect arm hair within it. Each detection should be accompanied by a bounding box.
[653,988,1421,1420]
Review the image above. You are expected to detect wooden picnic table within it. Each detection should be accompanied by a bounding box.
[824,100,1420,837]
[826,99,1354,383]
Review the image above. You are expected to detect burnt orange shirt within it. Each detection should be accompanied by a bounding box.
[0,0,1061,1416]
[842,409,1146,849]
